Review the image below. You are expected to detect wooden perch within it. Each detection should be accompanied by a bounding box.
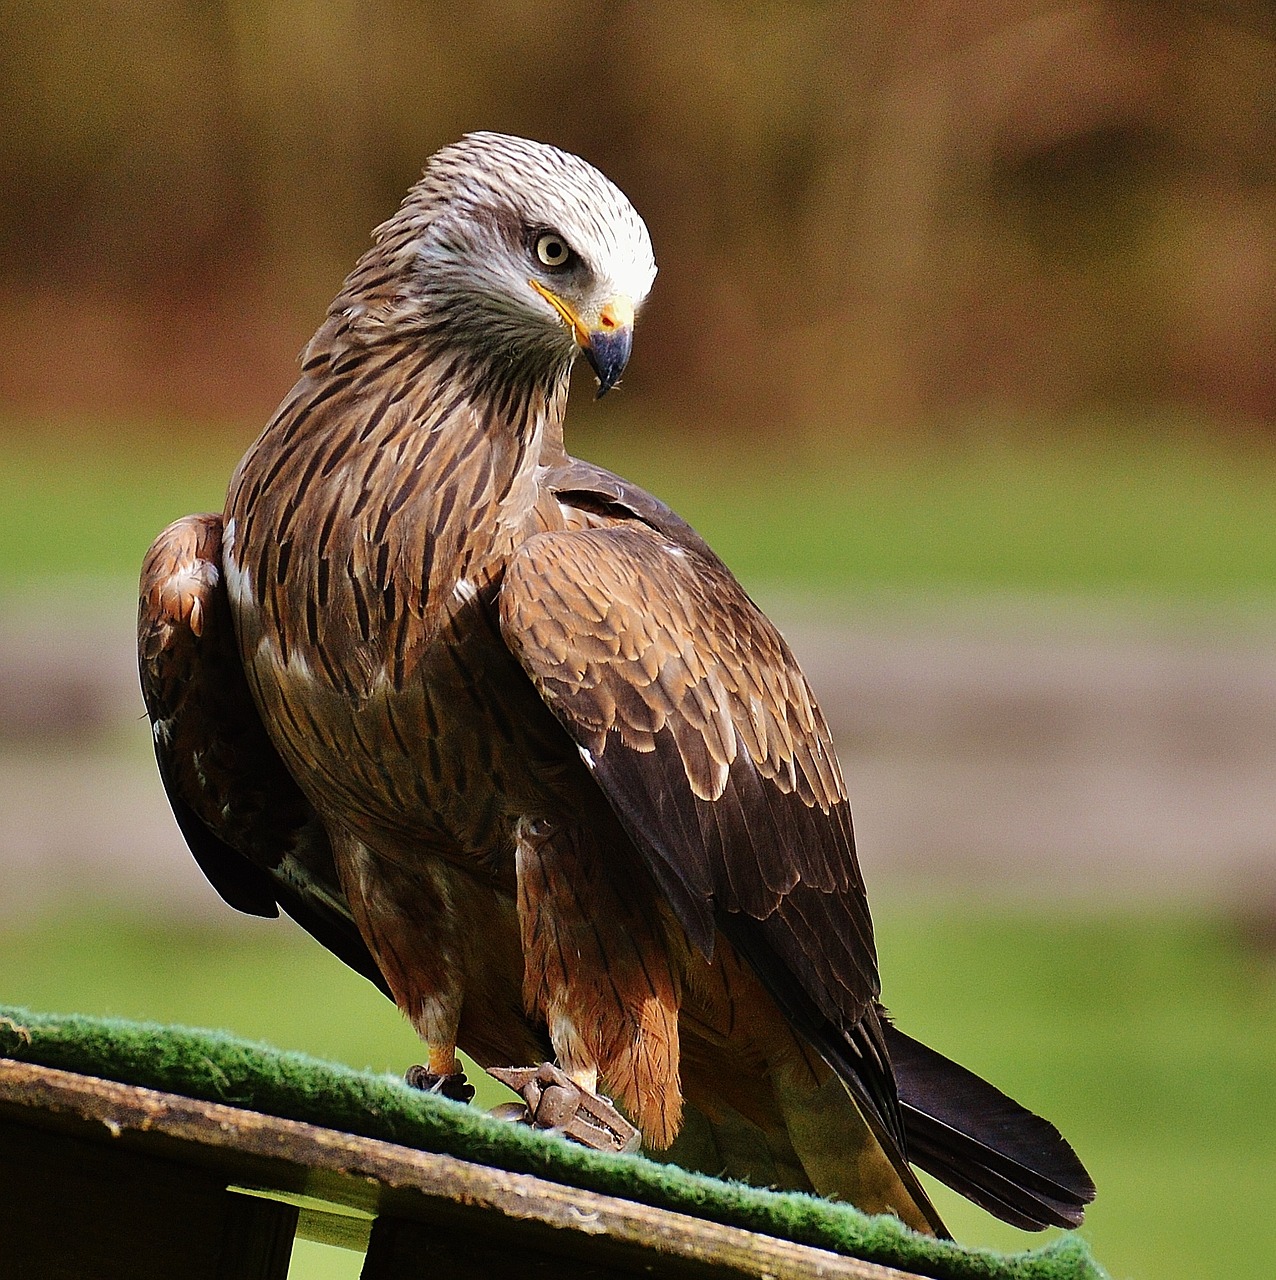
[0,1058,927,1279]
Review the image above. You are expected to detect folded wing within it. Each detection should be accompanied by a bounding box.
[137,513,388,996]
[498,519,940,1217]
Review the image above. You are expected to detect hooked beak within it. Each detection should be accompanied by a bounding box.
[530,281,635,398]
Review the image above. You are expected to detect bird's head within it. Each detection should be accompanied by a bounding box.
[339,132,657,397]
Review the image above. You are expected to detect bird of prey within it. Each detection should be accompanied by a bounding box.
[138,132,1093,1236]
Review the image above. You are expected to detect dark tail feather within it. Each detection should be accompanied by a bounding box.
[884,1023,1096,1230]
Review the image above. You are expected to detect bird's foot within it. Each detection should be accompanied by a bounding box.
[404,1064,476,1104]
[487,1062,641,1155]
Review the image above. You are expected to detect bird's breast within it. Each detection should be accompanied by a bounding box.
[222,392,575,860]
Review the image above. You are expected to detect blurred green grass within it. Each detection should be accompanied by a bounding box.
[4,415,1276,598]
[879,905,1276,1280]
[600,420,1276,600]
[3,905,1273,1280]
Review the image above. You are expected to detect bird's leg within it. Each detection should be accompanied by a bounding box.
[404,1050,476,1104]
[491,815,679,1154]
[330,832,477,1104]
[400,978,477,1104]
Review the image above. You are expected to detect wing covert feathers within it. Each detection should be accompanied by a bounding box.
[499,523,877,1021]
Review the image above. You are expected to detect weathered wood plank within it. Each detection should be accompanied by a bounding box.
[219,1193,300,1279]
[360,1214,637,1279]
[0,1113,295,1280]
[0,1059,922,1280]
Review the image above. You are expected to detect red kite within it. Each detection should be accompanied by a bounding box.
[139,132,1092,1236]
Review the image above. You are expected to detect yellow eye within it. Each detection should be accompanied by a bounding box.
[535,232,572,269]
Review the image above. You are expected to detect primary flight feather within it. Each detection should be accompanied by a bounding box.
[139,132,1093,1235]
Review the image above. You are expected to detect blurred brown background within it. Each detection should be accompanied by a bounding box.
[2,0,1275,433]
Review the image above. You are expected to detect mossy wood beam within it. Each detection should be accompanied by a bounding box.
[0,1059,924,1279]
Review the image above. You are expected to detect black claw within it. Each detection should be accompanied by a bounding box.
[405,1064,476,1104]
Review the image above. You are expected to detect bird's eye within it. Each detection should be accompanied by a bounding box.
[534,232,573,270]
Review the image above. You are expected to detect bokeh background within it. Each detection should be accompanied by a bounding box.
[3,3,1276,1277]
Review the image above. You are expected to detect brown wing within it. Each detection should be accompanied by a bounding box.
[137,513,388,995]
[498,520,905,1141]
[524,469,1094,1228]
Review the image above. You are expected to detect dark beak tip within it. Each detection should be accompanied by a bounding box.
[583,327,633,399]
[593,371,621,400]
